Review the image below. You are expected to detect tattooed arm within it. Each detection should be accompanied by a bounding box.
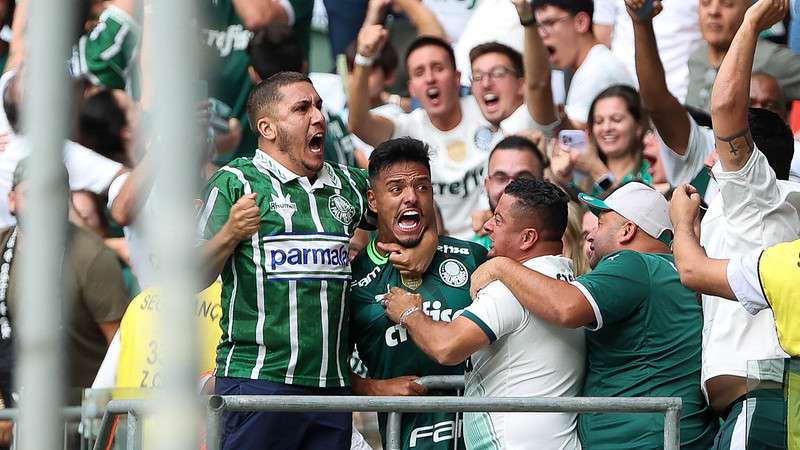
[710,0,787,171]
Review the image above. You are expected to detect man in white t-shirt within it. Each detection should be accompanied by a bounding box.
[592,0,701,102]
[381,178,585,450]
[513,0,632,130]
[349,27,541,238]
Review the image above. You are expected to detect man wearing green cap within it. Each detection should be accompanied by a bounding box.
[469,181,717,448]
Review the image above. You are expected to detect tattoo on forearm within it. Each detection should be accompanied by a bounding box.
[715,129,754,156]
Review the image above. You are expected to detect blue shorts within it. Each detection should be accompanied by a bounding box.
[215,377,352,450]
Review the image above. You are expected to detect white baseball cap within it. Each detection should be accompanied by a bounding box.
[578,182,673,243]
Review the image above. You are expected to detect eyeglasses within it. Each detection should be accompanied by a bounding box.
[487,172,536,184]
[470,66,517,84]
[537,15,570,32]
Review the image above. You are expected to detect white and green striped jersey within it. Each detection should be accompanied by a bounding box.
[71,5,141,97]
[198,150,370,387]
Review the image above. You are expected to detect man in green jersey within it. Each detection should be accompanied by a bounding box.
[469,181,718,449]
[348,137,487,450]
[199,72,434,450]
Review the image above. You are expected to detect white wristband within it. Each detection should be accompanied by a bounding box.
[399,306,421,326]
[354,53,375,68]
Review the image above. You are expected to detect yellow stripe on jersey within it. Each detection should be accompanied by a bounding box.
[788,360,800,450]
[115,283,223,388]
[757,239,800,358]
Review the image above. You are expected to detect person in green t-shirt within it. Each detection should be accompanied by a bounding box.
[348,137,487,450]
[469,181,717,449]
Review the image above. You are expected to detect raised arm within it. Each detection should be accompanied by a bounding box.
[514,0,559,130]
[469,257,595,328]
[232,0,290,30]
[669,184,736,299]
[347,24,396,146]
[110,153,155,226]
[626,0,691,154]
[393,0,446,38]
[711,0,787,172]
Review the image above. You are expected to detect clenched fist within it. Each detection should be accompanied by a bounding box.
[357,24,389,59]
[225,193,260,241]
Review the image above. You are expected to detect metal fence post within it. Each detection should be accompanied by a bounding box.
[385,411,403,450]
[146,0,203,447]
[663,404,682,450]
[127,411,142,450]
[206,396,224,450]
[16,0,74,447]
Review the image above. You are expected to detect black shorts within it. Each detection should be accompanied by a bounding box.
[215,377,352,450]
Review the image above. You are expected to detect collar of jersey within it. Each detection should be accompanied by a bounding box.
[253,150,341,190]
[367,239,389,266]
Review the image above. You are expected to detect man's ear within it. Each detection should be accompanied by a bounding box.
[520,227,539,251]
[407,79,416,100]
[7,191,15,217]
[257,115,276,141]
[618,221,638,245]
[367,188,378,214]
[248,66,262,84]
[574,12,591,34]
[384,71,397,87]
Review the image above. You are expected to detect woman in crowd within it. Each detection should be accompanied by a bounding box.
[551,84,653,196]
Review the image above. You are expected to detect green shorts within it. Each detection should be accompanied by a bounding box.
[711,389,786,450]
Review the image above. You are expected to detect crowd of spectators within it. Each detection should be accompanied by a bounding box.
[0,0,798,448]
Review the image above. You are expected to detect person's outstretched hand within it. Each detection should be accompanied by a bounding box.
[624,0,663,22]
[744,0,788,32]
[511,0,535,23]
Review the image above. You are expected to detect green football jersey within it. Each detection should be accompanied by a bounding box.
[323,108,356,167]
[349,236,488,450]
[198,150,370,387]
[573,250,717,449]
[71,5,141,98]
[202,0,256,161]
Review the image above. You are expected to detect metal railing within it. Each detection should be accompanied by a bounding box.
[206,394,683,450]
[0,407,84,450]
[24,376,680,450]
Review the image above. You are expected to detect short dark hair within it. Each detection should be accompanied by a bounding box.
[533,0,593,27]
[246,71,312,132]
[368,137,431,183]
[3,72,20,133]
[504,178,569,241]
[77,89,128,164]
[346,39,398,76]
[247,24,305,80]
[749,107,793,180]
[405,36,456,72]
[469,42,524,77]
[490,135,546,178]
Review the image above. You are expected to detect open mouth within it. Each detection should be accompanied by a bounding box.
[308,132,324,152]
[599,134,619,145]
[426,87,441,105]
[397,209,422,232]
[483,93,499,109]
